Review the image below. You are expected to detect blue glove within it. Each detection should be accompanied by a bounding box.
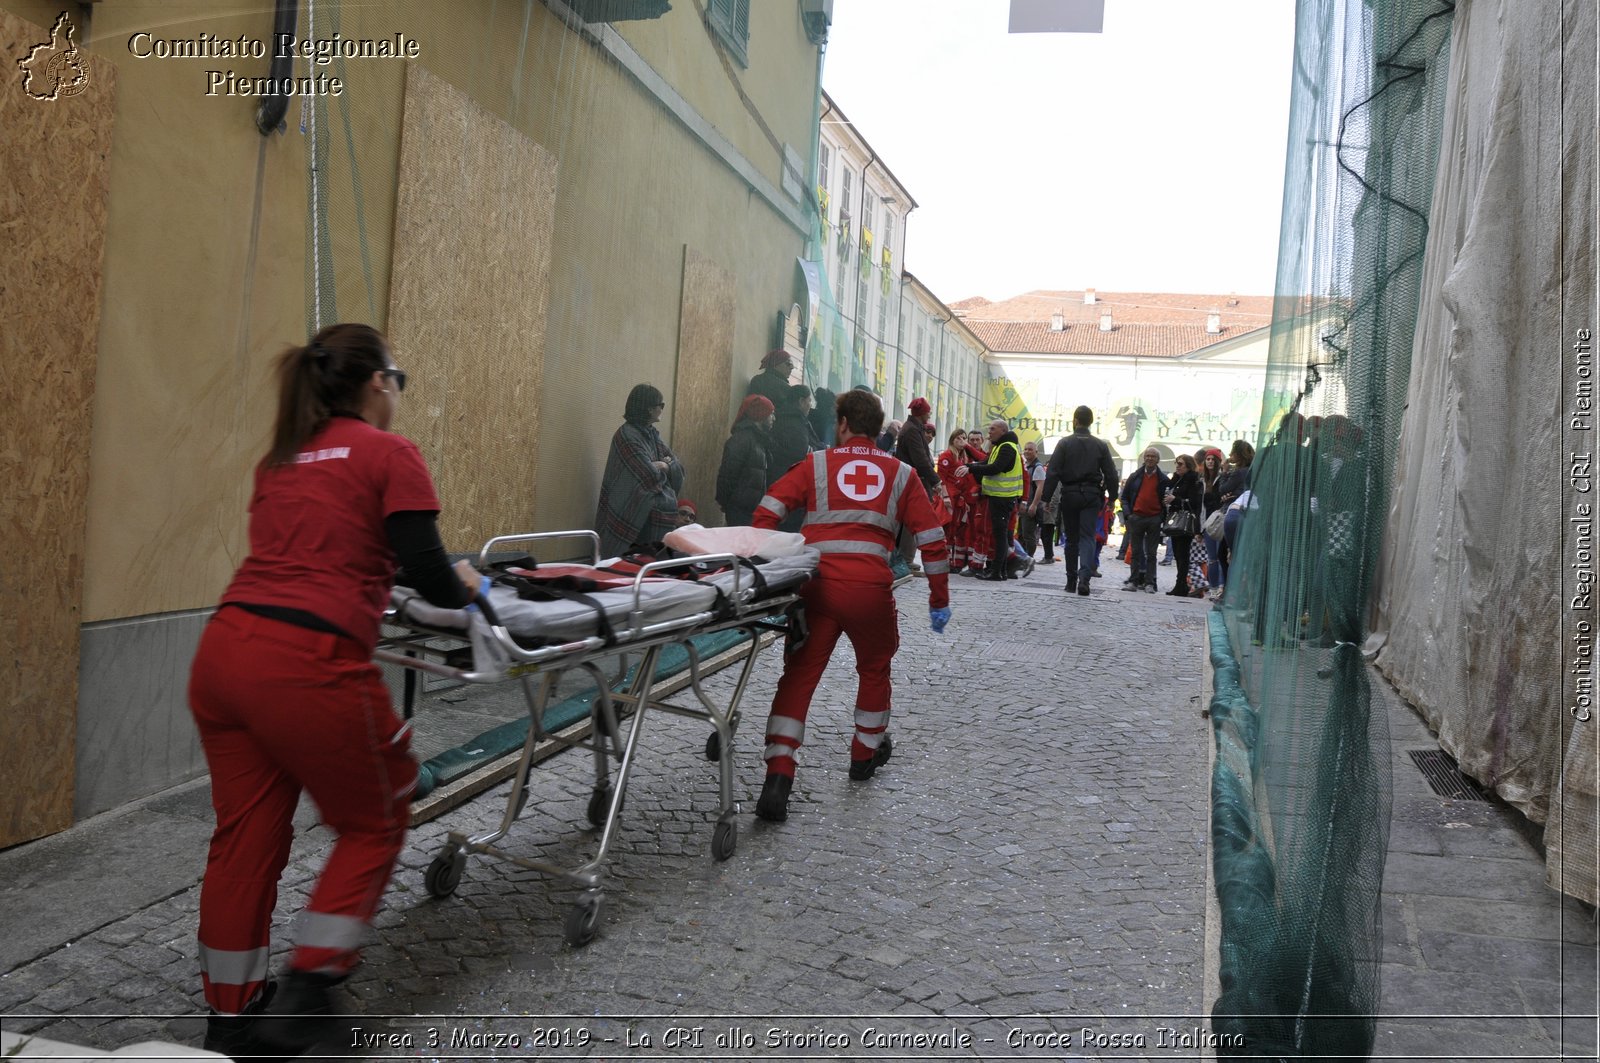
[929,606,951,634]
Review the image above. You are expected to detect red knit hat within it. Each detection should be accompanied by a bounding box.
[737,394,775,422]
[908,396,931,416]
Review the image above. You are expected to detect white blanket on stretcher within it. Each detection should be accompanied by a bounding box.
[388,547,819,650]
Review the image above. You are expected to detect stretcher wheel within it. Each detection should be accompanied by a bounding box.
[705,731,721,762]
[586,787,619,827]
[424,850,465,898]
[565,891,603,947]
[711,818,736,862]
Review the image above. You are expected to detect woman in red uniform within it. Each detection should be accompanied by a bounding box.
[189,323,479,1058]
[936,429,975,574]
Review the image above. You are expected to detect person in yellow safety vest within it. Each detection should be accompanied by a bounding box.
[955,419,1024,581]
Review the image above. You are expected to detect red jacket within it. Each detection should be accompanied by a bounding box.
[754,435,950,609]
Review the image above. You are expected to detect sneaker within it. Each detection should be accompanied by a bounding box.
[1091,570,1102,578]
[1123,580,1141,592]
[849,734,893,781]
[254,971,347,1055]
[1022,558,1036,578]
[1039,557,1057,565]
[888,557,912,581]
[1144,582,1157,593]
[958,567,978,577]
[755,772,793,822]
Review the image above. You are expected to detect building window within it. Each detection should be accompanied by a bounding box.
[705,0,750,66]
[818,142,831,192]
[856,269,871,342]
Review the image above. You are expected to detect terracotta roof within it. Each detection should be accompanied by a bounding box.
[967,319,1264,359]
[953,290,1275,329]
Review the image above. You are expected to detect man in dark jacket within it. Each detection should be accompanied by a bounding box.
[894,397,940,568]
[895,398,939,497]
[957,420,1024,581]
[1041,405,1119,596]
[747,350,794,409]
[1119,446,1170,593]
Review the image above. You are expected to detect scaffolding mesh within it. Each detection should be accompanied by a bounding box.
[1209,1,1455,1057]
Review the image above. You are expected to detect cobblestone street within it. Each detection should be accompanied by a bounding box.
[1,560,1217,1059]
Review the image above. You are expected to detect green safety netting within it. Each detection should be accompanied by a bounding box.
[1209,1,1455,1058]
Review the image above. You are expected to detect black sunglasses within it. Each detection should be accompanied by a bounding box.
[382,368,407,393]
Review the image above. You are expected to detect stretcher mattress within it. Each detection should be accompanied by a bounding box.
[389,548,819,647]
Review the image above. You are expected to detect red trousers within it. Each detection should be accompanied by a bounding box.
[965,498,991,571]
[188,607,415,1013]
[763,578,899,774]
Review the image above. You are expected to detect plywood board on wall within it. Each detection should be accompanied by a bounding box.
[387,64,557,551]
[0,9,116,846]
[672,248,737,522]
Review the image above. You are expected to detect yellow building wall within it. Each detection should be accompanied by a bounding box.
[620,1,819,193]
[34,0,818,623]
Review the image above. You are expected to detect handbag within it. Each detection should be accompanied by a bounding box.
[1162,508,1199,537]
[1203,508,1227,540]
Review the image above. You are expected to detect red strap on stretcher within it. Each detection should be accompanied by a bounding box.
[506,564,677,591]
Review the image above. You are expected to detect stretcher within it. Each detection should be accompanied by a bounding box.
[375,530,813,946]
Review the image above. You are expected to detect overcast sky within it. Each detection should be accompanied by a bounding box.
[821,0,1297,304]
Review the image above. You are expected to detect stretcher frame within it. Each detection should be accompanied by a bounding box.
[374,531,796,946]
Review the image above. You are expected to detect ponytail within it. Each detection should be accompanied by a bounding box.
[265,323,389,465]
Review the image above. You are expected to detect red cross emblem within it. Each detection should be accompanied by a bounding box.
[837,460,885,501]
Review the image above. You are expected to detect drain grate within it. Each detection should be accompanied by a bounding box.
[1408,749,1489,801]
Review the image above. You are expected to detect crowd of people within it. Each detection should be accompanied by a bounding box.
[591,350,1266,608]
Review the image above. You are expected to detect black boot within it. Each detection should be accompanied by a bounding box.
[755,772,793,822]
[204,981,287,1061]
[254,970,349,1055]
[849,734,893,781]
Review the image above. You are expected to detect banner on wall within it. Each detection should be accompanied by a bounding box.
[983,358,1268,465]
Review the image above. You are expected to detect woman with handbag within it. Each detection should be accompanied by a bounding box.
[1162,453,1204,597]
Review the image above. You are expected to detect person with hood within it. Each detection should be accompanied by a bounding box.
[595,383,684,558]
[716,394,774,526]
[956,419,1024,581]
[769,383,818,476]
[747,349,795,409]
[809,387,837,448]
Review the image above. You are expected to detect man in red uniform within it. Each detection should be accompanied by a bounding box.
[751,390,952,822]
